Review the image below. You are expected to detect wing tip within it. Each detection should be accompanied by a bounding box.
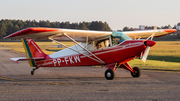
[3,27,62,39]
[163,29,177,33]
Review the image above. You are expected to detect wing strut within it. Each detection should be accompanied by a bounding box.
[85,36,88,48]
[49,36,105,65]
[63,33,105,64]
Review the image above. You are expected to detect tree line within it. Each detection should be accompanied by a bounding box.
[0,19,112,38]
[0,19,179,39]
[122,24,180,39]
[122,25,176,31]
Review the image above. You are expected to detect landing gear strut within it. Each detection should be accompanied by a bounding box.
[119,63,141,78]
[31,67,39,75]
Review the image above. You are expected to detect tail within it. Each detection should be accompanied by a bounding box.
[21,38,47,67]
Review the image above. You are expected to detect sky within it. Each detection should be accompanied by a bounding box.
[0,0,180,30]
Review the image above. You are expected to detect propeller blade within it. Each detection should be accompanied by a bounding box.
[142,46,150,63]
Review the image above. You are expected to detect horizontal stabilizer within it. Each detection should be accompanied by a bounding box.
[10,57,44,63]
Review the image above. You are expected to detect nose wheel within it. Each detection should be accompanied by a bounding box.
[105,69,115,80]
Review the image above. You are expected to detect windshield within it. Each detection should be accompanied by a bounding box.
[111,32,132,45]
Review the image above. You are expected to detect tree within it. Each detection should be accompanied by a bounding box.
[50,21,60,28]
[79,22,89,30]
[16,20,24,29]
[69,23,79,29]
[60,22,70,28]
[129,27,134,31]
[6,20,14,35]
[168,25,172,29]
[50,22,57,28]
[161,26,169,29]
[172,25,176,29]
[54,21,60,28]
[13,24,19,32]
[84,22,90,28]
[0,19,113,39]
[89,21,111,31]
[0,22,7,38]
[102,22,111,31]
[123,27,130,31]
[30,20,37,27]
[89,21,98,30]
[39,20,50,27]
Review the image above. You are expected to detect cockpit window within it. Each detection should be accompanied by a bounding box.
[111,32,132,45]
[94,38,110,49]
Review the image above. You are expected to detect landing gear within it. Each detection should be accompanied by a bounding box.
[31,67,39,75]
[105,69,115,80]
[131,67,141,77]
[31,70,34,75]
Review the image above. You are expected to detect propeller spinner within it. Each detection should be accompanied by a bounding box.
[142,40,156,63]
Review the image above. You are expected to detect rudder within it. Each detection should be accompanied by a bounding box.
[21,38,46,67]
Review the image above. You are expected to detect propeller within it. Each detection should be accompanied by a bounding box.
[141,27,157,63]
[142,46,150,63]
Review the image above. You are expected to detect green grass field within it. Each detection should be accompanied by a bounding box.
[0,42,74,55]
[0,41,180,71]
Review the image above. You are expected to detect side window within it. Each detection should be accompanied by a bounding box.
[86,43,94,51]
[95,41,102,49]
[94,38,110,49]
[112,37,120,46]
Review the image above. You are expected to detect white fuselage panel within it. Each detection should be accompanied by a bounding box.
[49,43,94,58]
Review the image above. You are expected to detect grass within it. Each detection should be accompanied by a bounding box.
[128,59,180,71]
[0,41,179,71]
[148,41,180,63]
[148,41,180,57]
[0,42,75,55]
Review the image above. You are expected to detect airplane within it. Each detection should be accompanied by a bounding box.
[3,27,177,80]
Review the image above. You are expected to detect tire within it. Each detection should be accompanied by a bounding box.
[31,71,34,75]
[105,69,114,80]
[131,67,141,77]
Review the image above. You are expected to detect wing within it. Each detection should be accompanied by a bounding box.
[4,27,176,41]
[124,29,177,39]
[4,27,112,42]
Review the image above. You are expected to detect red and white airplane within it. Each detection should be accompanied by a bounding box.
[4,27,176,80]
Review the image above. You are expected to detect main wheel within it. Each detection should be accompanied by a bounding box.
[105,69,115,80]
[131,67,141,77]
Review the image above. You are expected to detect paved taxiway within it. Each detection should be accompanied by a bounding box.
[0,49,180,101]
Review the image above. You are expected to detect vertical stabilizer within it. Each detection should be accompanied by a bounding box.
[21,38,46,67]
